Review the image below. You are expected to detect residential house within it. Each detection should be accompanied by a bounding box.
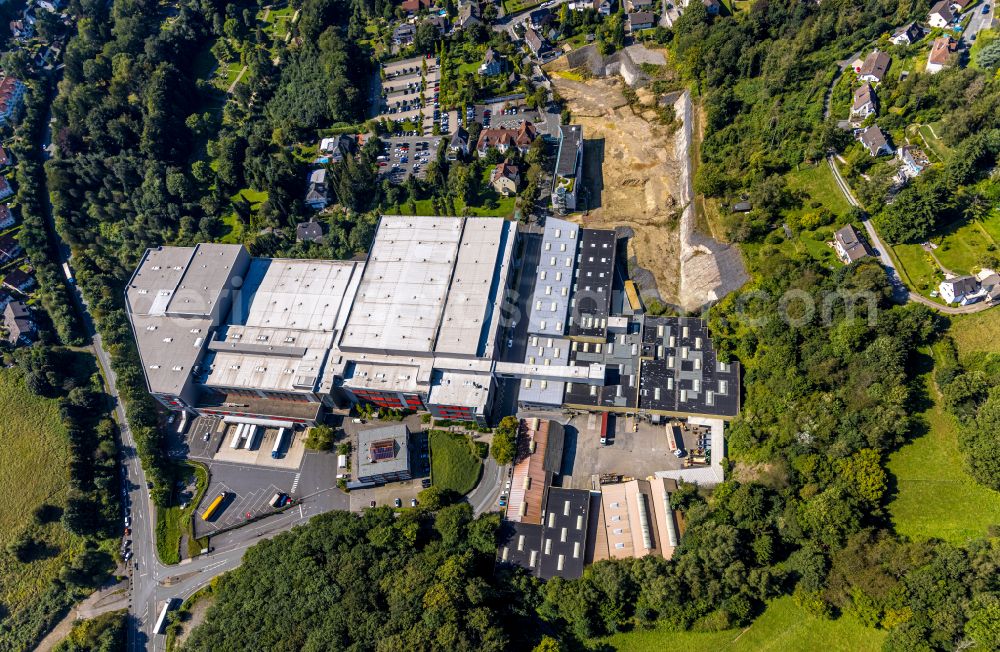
[476,121,538,156]
[856,50,890,84]
[423,14,449,34]
[928,0,954,28]
[304,168,329,210]
[890,22,925,46]
[859,125,893,157]
[2,268,34,294]
[702,0,721,14]
[832,224,874,264]
[528,7,551,29]
[0,77,26,128]
[939,275,985,305]
[523,26,547,57]
[625,0,652,11]
[0,232,21,263]
[490,162,520,196]
[4,300,34,345]
[0,177,12,201]
[9,19,33,40]
[401,0,432,14]
[0,146,9,167]
[850,83,877,121]
[457,1,482,29]
[0,205,14,230]
[318,134,356,164]
[36,0,65,12]
[480,47,505,76]
[926,36,957,74]
[552,124,583,213]
[976,269,1000,303]
[626,12,655,32]
[392,22,416,45]
[448,126,469,160]
[593,0,614,15]
[897,145,930,182]
[295,220,324,243]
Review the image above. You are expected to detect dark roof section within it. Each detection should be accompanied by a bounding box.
[556,125,582,178]
[944,275,978,295]
[860,126,890,155]
[497,488,591,580]
[834,224,873,262]
[569,228,616,340]
[637,316,741,418]
[497,521,543,573]
[542,421,565,474]
[296,221,324,242]
[538,488,590,579]
[859,50,890,81]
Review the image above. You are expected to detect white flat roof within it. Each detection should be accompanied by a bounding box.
[427,371,491,410]
[343,362,423,394]
[436,217,515,357]
[339,216,513,357]
[341,216,464,354]
[235,258,362,331]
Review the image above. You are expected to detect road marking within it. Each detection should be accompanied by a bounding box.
[290,472,301,493]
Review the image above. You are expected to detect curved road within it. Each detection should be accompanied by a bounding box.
[826,156,992,316]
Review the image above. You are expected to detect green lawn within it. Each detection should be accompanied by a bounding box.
[908,123,951,162]
[0,369,84,639]
[887,354,1000,544]
[155,462,210,565]
[784,163,853,220]
[929,214,1000,276]
[601,596,886,652]
[892,243,942,295]
[950,309,1000,359]
[503,0,544,13]
[429,430,483,495]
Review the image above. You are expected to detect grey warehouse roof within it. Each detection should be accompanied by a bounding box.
[339,216,515,358]
[527,218,579,337]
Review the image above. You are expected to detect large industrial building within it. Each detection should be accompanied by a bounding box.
[126,215,739,427]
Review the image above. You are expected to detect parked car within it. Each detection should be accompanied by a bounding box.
[410,498,418,507]
[394,498,402,508]
[498,495,507,507]
[370,500,376,508]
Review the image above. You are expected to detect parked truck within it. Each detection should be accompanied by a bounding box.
[271,427,287,459]
[201,492,227,521]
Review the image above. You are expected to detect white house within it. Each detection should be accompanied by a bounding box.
[928,0,954,28]
[850,83,877,121]
[939,275,985,305]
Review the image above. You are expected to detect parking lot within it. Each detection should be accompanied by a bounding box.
[377,135,442,183]
[186,415,345,536]
[559,413,690,490]
[377,55,447,136]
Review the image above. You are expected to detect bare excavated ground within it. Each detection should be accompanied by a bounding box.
[549,73,683,305]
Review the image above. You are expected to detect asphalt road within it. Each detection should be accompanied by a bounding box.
[961,3,995,48]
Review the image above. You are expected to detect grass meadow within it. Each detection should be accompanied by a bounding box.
[429,430,483,495]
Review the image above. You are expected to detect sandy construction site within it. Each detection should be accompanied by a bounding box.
[547,59,747,311]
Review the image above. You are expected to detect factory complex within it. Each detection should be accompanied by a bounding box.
[126,215,739,429]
